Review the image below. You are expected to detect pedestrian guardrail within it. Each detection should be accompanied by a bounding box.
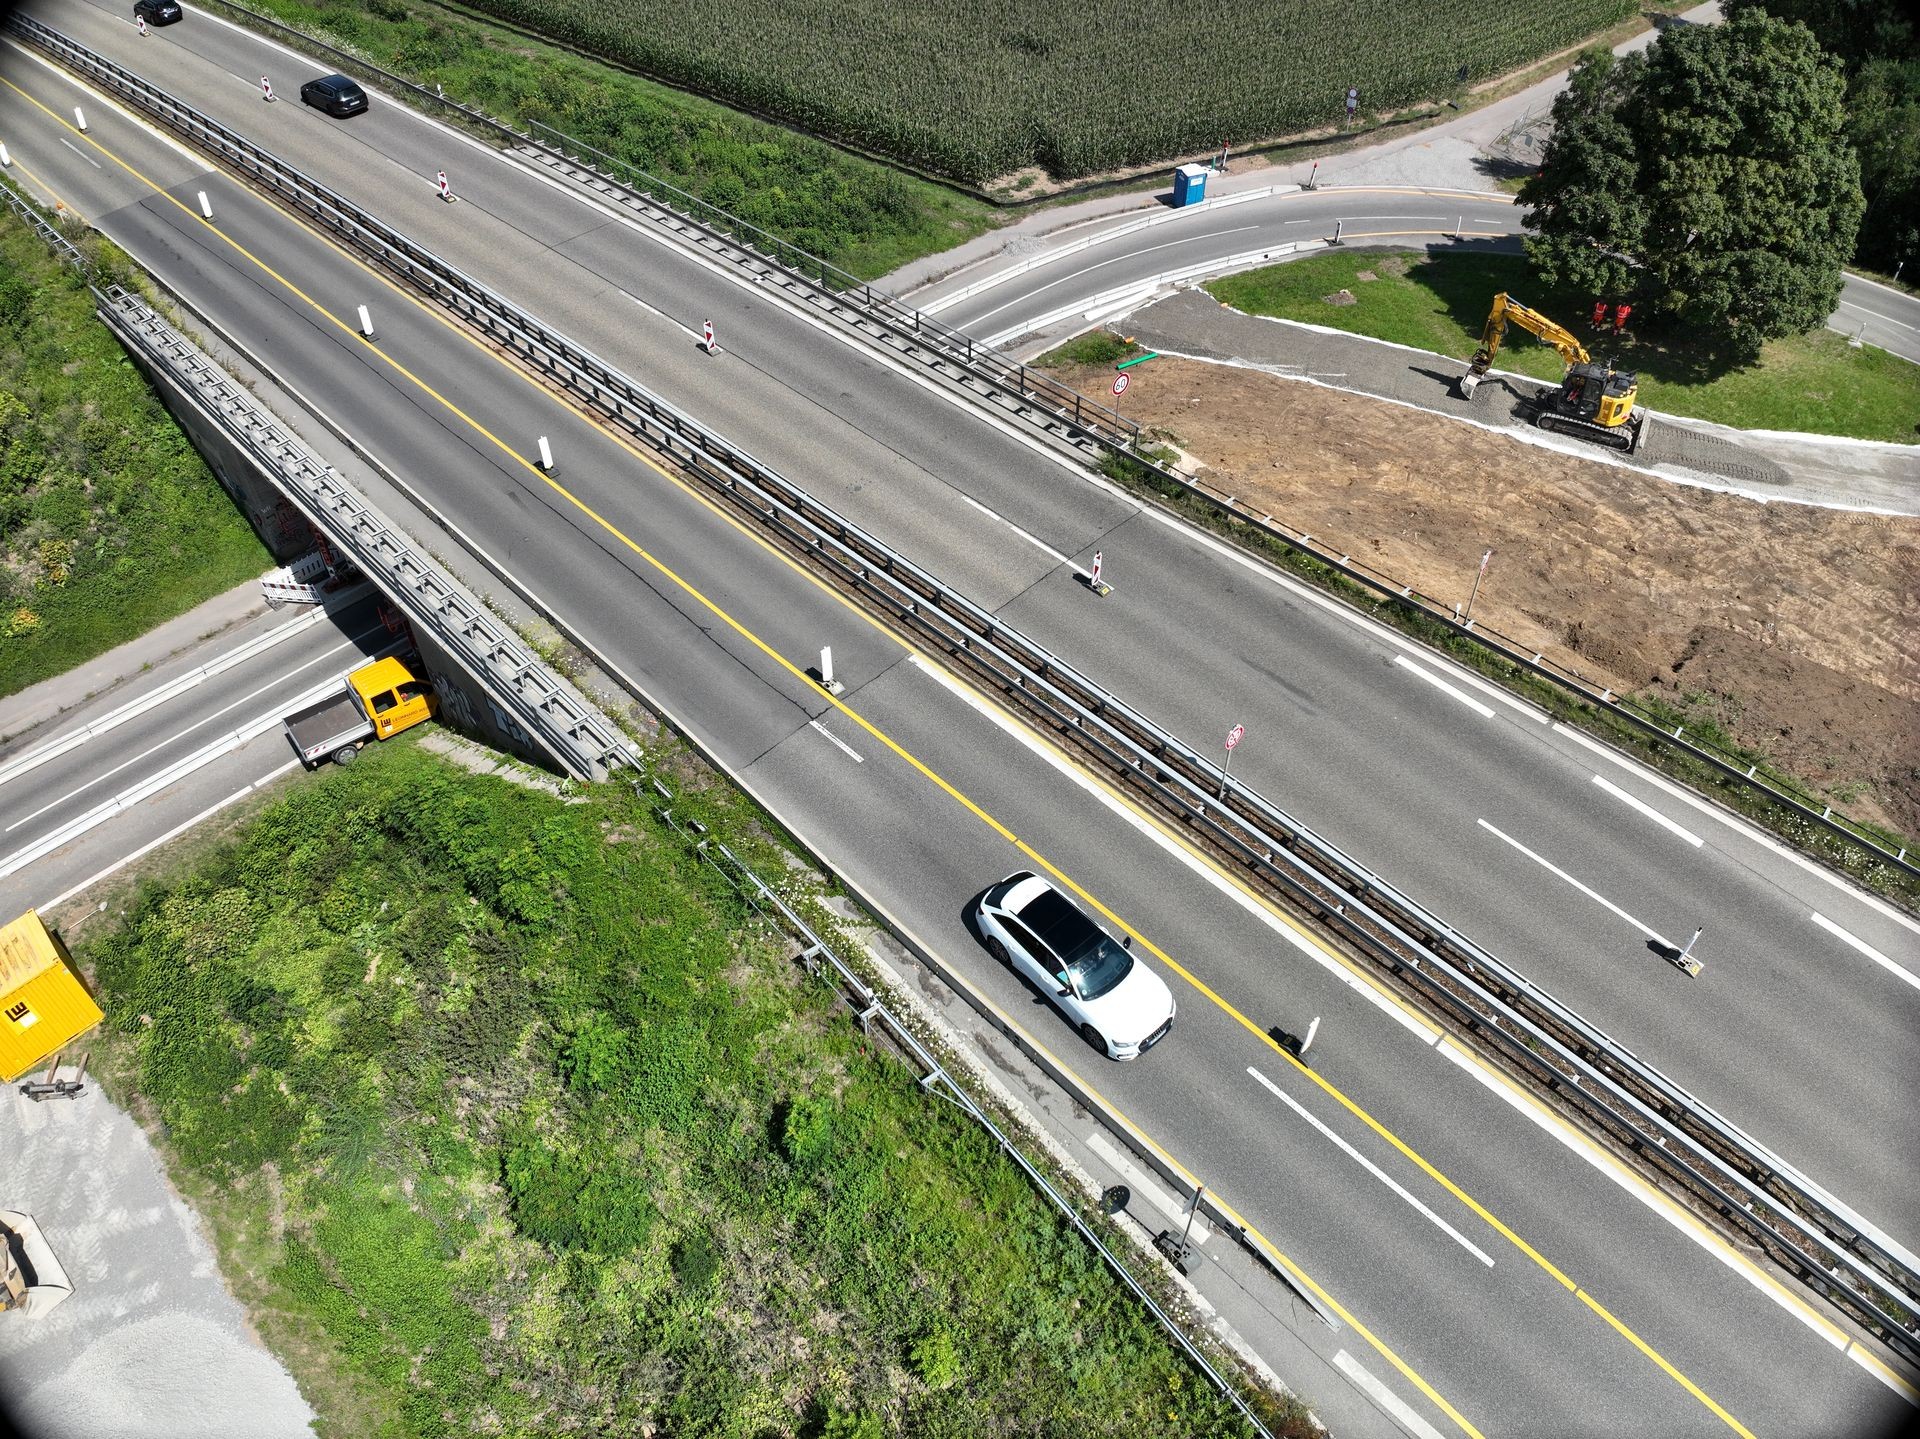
[0,173,87,272]
[18,10,1916,1363]
[93,285,632,783]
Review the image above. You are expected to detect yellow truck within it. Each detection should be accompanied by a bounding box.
[283,656,436,767]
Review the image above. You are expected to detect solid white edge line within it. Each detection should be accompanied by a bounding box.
[37,758,302,914]
[1333,1348,1449,1439]
[1392,655,1494,719]
[807,719,864,763]
[1591,773,1703,847]
[905,653,1442,1046]
[1247,1066,1494,1267]
[1810,912,1920,995]
[1553,724,1920,941]
[1477,818,1668,944]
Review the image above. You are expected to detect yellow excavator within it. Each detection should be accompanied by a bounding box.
[1458,293,1647,454]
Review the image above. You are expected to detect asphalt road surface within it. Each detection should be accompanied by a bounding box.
[1,6,1915,1434]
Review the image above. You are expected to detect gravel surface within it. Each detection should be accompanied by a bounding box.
[0,1078,313,1439]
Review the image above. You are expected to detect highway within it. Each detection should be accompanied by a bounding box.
[0,591,390,920]
[0,5,1915,1434]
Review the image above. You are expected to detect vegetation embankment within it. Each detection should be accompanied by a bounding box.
[439,0,1634,185]
[1206,250,1920,442]
[77,739,1301,1437]
[209,0,994,280]
[0,203,270,699]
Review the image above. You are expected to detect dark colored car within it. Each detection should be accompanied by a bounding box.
[133,0,183,25]
[299,74,368,118]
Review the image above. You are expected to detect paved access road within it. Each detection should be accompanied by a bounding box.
[0,591,393,919]
[2,8,1915,1435]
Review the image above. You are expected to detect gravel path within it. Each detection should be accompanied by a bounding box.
[1121,288,1920,515]
[0,1078,314,1439]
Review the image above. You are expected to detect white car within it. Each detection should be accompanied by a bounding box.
[975,871,1175,1059]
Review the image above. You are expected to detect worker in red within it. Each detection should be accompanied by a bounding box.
[1592,300,1608,330]
[1613,302,1633,334]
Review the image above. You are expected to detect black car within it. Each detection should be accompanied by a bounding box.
[299,74,369,118]
[133,0,183,25]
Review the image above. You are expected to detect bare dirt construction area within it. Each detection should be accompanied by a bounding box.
[1049,355,1920,841]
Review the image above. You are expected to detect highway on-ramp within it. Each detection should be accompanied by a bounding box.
[1,6,1915,1434]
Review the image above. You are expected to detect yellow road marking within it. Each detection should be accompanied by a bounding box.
[9,69,1763,1438]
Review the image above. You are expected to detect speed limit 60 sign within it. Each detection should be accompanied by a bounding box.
[1112,372,1130,397]
[1225,723,1244,750]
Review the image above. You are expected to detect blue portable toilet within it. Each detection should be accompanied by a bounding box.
[1172,163,1210,207]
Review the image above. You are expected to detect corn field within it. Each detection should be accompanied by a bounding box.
[454,0,1636,184]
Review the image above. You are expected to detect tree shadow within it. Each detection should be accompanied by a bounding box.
[1469,154,1535,186]
[1406,249,1755,385]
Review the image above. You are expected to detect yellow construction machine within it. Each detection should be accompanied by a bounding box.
[1458,293,1647,454]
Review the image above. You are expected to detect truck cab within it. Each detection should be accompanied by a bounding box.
[285,656,437,767]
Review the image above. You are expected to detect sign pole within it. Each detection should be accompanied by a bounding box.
[1463,547,1492,625]
[1220,723,1244,797]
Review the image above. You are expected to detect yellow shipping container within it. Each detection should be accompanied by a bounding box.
[0,911,103,1083]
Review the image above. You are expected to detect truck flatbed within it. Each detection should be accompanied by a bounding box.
[285,688,372,766]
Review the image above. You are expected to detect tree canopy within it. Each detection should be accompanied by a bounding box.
[1520,10,1864,361]
[1724,0,1920,273]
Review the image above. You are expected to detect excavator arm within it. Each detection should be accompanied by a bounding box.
[1455,291,1645,453]
[1460,292,1589,396]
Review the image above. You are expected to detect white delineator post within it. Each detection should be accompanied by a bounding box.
[357,304,375,340]
[198,190,213,220]
[1300,1017,1320,1055]
[0,143,11,168]
[818,646,843,695]
[74,107,88,132]
[261,76,275,102]
[537,436,554,471]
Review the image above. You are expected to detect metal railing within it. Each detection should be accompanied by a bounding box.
[19,11,1917,1362]
[648,775,1277,1438]
[0,176,87,271]
[93,285,632,783]
[128,4,1913,886]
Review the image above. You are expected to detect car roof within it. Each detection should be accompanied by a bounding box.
[1013,883,1100,962]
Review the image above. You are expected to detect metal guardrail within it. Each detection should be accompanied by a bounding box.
[155,0,1911,886]
[0,176,87,271]
[91,284,632,783]
[648,775,1278,1439]
[18,11,1916,1362]
[186,0,1141,457]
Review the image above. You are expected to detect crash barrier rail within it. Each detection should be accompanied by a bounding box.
[93,285,632,783]
[648,778,1278,1439]
[184,0,1141,458]
[0,175,87,271]
[21,12,1917,1359]
[63,7,1905,884]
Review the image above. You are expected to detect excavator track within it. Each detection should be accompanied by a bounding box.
[1536,411,1643,453]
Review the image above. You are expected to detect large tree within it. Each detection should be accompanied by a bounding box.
[1520,9,1864,360]
[1724,0,1920,273]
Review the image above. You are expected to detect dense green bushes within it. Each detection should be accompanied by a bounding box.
[83,742,1282,1435]
[0,205,269,695]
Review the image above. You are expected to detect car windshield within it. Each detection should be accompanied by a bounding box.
[1018,887,1134,999]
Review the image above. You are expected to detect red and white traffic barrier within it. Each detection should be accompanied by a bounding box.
[702,318,719,355]
[135,14,147,35]
[436,169,456,203]
[1090,550,1103,586]
[261,76,275,102]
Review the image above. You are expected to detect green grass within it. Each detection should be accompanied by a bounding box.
[79,739,1305,1437]
[209,0,995,280]
[0,206,271,698]
[1207,249,1920,442]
